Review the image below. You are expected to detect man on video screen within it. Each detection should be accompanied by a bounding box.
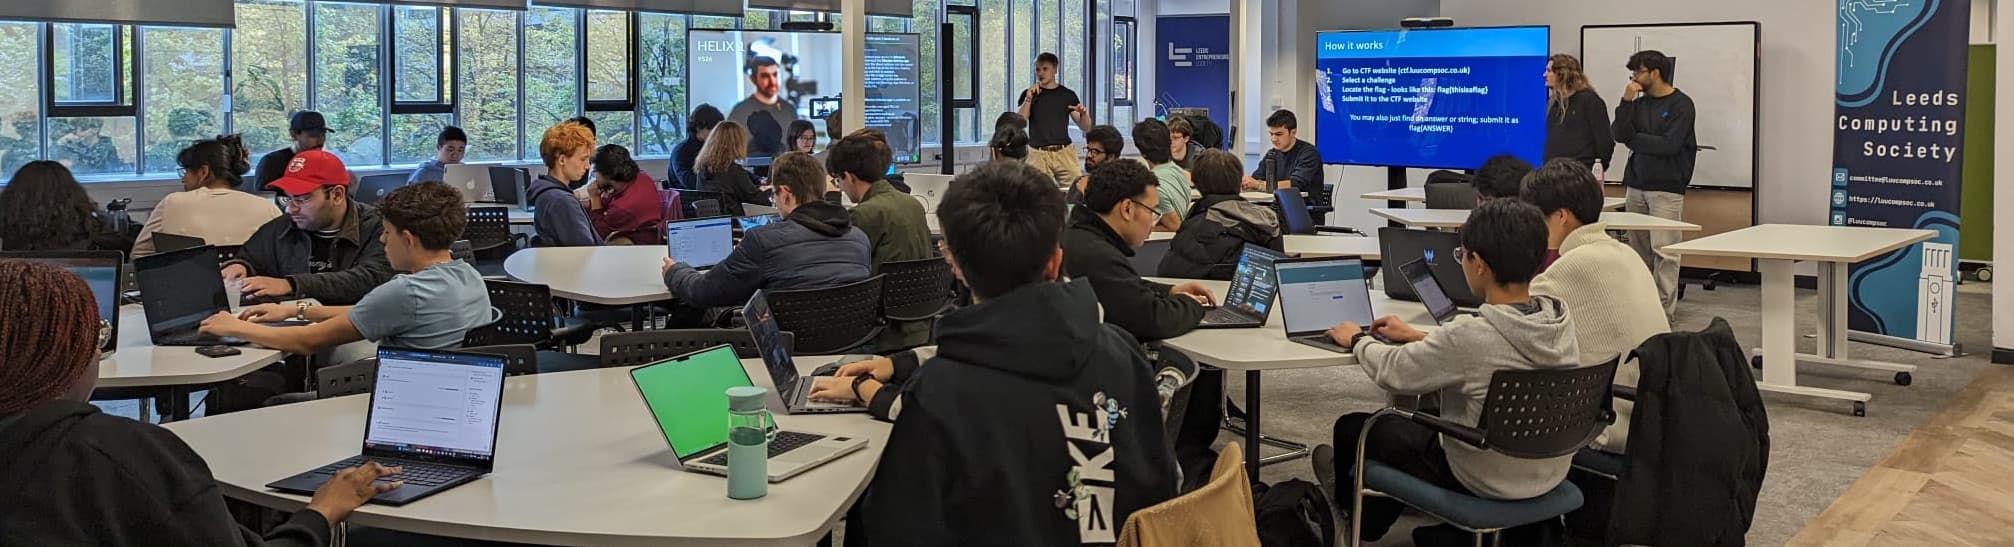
[729,56,800,136]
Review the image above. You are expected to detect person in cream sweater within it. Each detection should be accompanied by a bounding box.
[1521,159,1671,453]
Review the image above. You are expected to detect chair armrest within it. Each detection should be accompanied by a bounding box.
[1612,384,1637,401]
[1404,409,1489,450]
[551,318,598,347]
[1314,226,1365,236]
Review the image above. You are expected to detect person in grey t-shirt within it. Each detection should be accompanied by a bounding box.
[198,182,494,354]
[727,56,799,136]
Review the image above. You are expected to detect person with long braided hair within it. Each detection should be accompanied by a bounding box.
[0,260,399,545]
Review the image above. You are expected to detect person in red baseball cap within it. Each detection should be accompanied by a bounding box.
[221,149,394,307]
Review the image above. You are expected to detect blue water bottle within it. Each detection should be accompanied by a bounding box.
[725,386,774,500]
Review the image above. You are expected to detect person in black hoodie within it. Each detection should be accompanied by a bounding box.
[672,104,724,190]
[863,160,1178,545]
[1159,149,1284,280]
[1611,50,1697,314]
[0,260,400,546]
[1542,54,1616,172]
[1062,159,1214,342]
[661,151,869,308]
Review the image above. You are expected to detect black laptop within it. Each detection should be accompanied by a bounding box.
[1378,227,1483,307]
[134,246,244,346]
[1197,244,1288,329]
[1,251,123,354]
[267,347,508,506]
[150,233,207,254]
[1401,258,1463,325]
[744,291,869,414]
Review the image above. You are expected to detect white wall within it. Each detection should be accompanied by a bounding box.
[1995,0,2013,357]
[1441,0,1832,226]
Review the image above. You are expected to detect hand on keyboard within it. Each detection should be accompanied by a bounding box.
[306,461,403,525]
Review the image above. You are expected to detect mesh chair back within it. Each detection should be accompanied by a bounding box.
[355,174,408,205]
[598,329,791,368]
[317,358,378,399]
[463,206,515,252]
[450,240,474,263]
[681,190,727,219]
[768,276,885,355]
[1273,189,1315,235]
[1132,239,1172,277]
[462,280,558,347]
[212,245,242,263]
[880,257,955,321]
[1424,182,1478,210]
[1478,359,1619,459]
[462,344,539,376]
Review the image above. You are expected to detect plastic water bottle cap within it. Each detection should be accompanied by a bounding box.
[726,386,768,412]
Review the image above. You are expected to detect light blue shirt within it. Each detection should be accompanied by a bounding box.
[408,159,447,185]
[348,260,493,350]
[1151,162,1192,219]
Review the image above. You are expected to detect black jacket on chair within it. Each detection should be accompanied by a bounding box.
[1158,194,1283,281]
[1610,317,1769,546]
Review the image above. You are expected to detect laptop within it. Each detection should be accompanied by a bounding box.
[1273,256,1377,353]
[629,345,868,482]
[665,216,736,270]
[1401,258,1463,325]
[150,233,207,254]
[1197,244,1287,329]
[1,251,122,355]
[1379,227,1483,307]
[486,166,527,205]
[134,246,244,347]
[744,291,868,414]
[267,347,507,506]
[742,203,780,217]
[905,173,955,213]
[443,164,497,203]
[737,213,783,231]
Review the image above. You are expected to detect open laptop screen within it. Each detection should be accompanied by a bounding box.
[1403,259,1459,324]
[364,349,508,463]
[1276,258,1374,336]
[665,217,735,268]
[0,251,122,350]
[630,346,754,460]
[134,246,227,333]
[1222,244,1287,317]
[743,291,799,394]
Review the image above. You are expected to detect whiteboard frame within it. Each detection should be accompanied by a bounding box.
[1581,21,1761,193]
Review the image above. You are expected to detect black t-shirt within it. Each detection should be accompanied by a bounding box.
[1018,85,1080,148]
[253,147,294,192]
[307,229,339,273]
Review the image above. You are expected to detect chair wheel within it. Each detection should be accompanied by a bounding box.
[1894,372,1912,386]
[1750,355,1762,369]
[1853,402,1866,417]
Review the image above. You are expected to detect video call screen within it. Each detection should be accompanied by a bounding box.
[687,30,924,164]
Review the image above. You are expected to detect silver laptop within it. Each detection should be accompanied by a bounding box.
[1274,256,1378,353]
[744,291,869,414]
[905,173,955,213]
[665,216,736,270]
[742,203,780,217]
[1197,244,1288,329]
[443,164,497,203]
[629,345,867,482]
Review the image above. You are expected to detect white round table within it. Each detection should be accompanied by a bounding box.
[96,304,290,420]
[503,246,674,305]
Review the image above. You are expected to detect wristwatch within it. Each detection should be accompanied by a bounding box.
[850,375,874,402]
[295,301,310,322]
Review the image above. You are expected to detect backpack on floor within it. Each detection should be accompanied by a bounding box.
[1253,479,1336,547]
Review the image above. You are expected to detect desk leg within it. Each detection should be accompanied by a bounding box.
[167,386,192,422]
[1245,371,1262,481]
[1754,259,1872,415]
[1787,261,1918,388]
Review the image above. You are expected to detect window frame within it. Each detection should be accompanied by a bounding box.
[581,9,638,114]
[389,4,456,115]
[1111,15,1134,107]
[44,23,139,119]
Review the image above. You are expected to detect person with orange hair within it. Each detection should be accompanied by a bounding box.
[0,260,401,545]
[527,121,601,246]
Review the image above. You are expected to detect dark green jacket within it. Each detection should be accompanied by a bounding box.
[849,180,936,350]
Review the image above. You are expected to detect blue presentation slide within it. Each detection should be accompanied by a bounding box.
[1313,27,1550,170]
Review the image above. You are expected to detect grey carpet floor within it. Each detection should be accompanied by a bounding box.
[1230,280,1999,547]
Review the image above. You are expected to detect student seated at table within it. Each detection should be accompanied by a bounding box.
[223,150,394,306]
[832,130,933,349]
[526,122,603,247]
[199,182,492,356]
[406,126,466,185]
[1159,148,1283,280]
[861,160,1177,545]
[1069,124,1125,207]
[0,161,129,252]
[0,260,402,547]
[1471,153,1535,202]
[660,151,868,308]
[1132,118,1192,232]
[673,104,725,190]
[695,121,768,216]
[1242,109,1323,200]
[1167,116,1205,171]
[1520,159,1668,453]
[1313,199,1580,542]
[989,114,1030,162]
[586,144,664,245]
[1061,159,1212,342]
[133,136,280,257]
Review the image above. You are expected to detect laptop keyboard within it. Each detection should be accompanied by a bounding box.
[1202,308,1245,324]
[698,431,827,466]
[312,456,473,487]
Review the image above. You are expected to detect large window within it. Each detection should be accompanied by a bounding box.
[141,27,226,174]
[0,22,43,178]
[460,9,519,163]
[523,7,575,159]
[393,6,451,108]
[638,12,689,156]
[314,2,384,166]
[584,10,635,149]
[232,0,307,157]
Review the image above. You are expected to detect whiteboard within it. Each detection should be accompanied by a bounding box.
[1582,23,1758,189]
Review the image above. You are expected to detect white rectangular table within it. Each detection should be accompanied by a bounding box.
[164,360,890,547]
[1284,234,1380,260]
[1360,187,1625,210]
[1369,208,1701,231]
[1662,224,1936,415]
[1148,277,1432,478]
[97,304,290,420]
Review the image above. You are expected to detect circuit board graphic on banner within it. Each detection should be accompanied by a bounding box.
[1832,0,1968,345]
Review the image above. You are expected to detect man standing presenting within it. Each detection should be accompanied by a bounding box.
[1018,52,1094,187]
[1611,50,1696,314]
[255,111,328,191]
[728,57,798,130]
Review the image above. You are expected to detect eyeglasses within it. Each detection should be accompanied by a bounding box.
[274,187,332,208]
[1453,246,1468,265]
[176,167,189,177]
[1127,198,1158,219]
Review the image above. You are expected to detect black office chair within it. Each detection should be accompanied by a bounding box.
[461,343,540,377]
[462,206,525,277]
[462,279,599,351]
[680,190,728,219]
[598,329,792,368]
[1424,181,1478,210]
[768,276,885,356]
[879,257,957,324]
[1132,239,1172,277]
[315,358,378,399]
[1341,360,1618,547]
[354,174,408,205]
[1274,189,1362,236]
